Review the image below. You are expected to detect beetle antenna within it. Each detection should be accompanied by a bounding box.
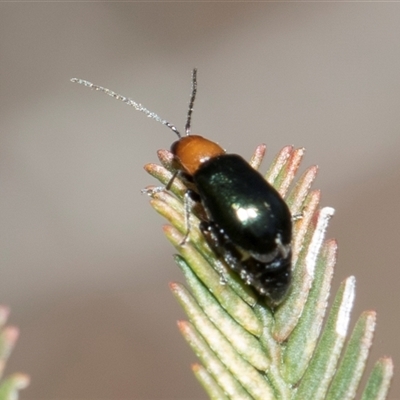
[70,78,182,139]
[185,68,197,136]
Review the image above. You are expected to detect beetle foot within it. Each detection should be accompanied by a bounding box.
[141,186,165,196]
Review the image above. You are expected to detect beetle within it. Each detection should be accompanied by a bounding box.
[71,69,293,305]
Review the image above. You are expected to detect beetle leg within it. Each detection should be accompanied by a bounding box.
[200,221,246,277]
[200,221,235,284]
[142,170,180,196]
[165,170,179,191]
[179,190,198,245]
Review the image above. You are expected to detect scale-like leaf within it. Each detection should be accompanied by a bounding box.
[0,307,29,400]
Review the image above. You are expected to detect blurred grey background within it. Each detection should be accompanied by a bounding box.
[1,3,399,399]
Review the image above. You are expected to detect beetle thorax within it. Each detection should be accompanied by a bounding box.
[171,135,225,175]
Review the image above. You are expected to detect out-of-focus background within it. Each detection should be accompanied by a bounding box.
[1,3,399,399]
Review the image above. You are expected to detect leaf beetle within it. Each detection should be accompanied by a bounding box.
[71,70,293,305]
